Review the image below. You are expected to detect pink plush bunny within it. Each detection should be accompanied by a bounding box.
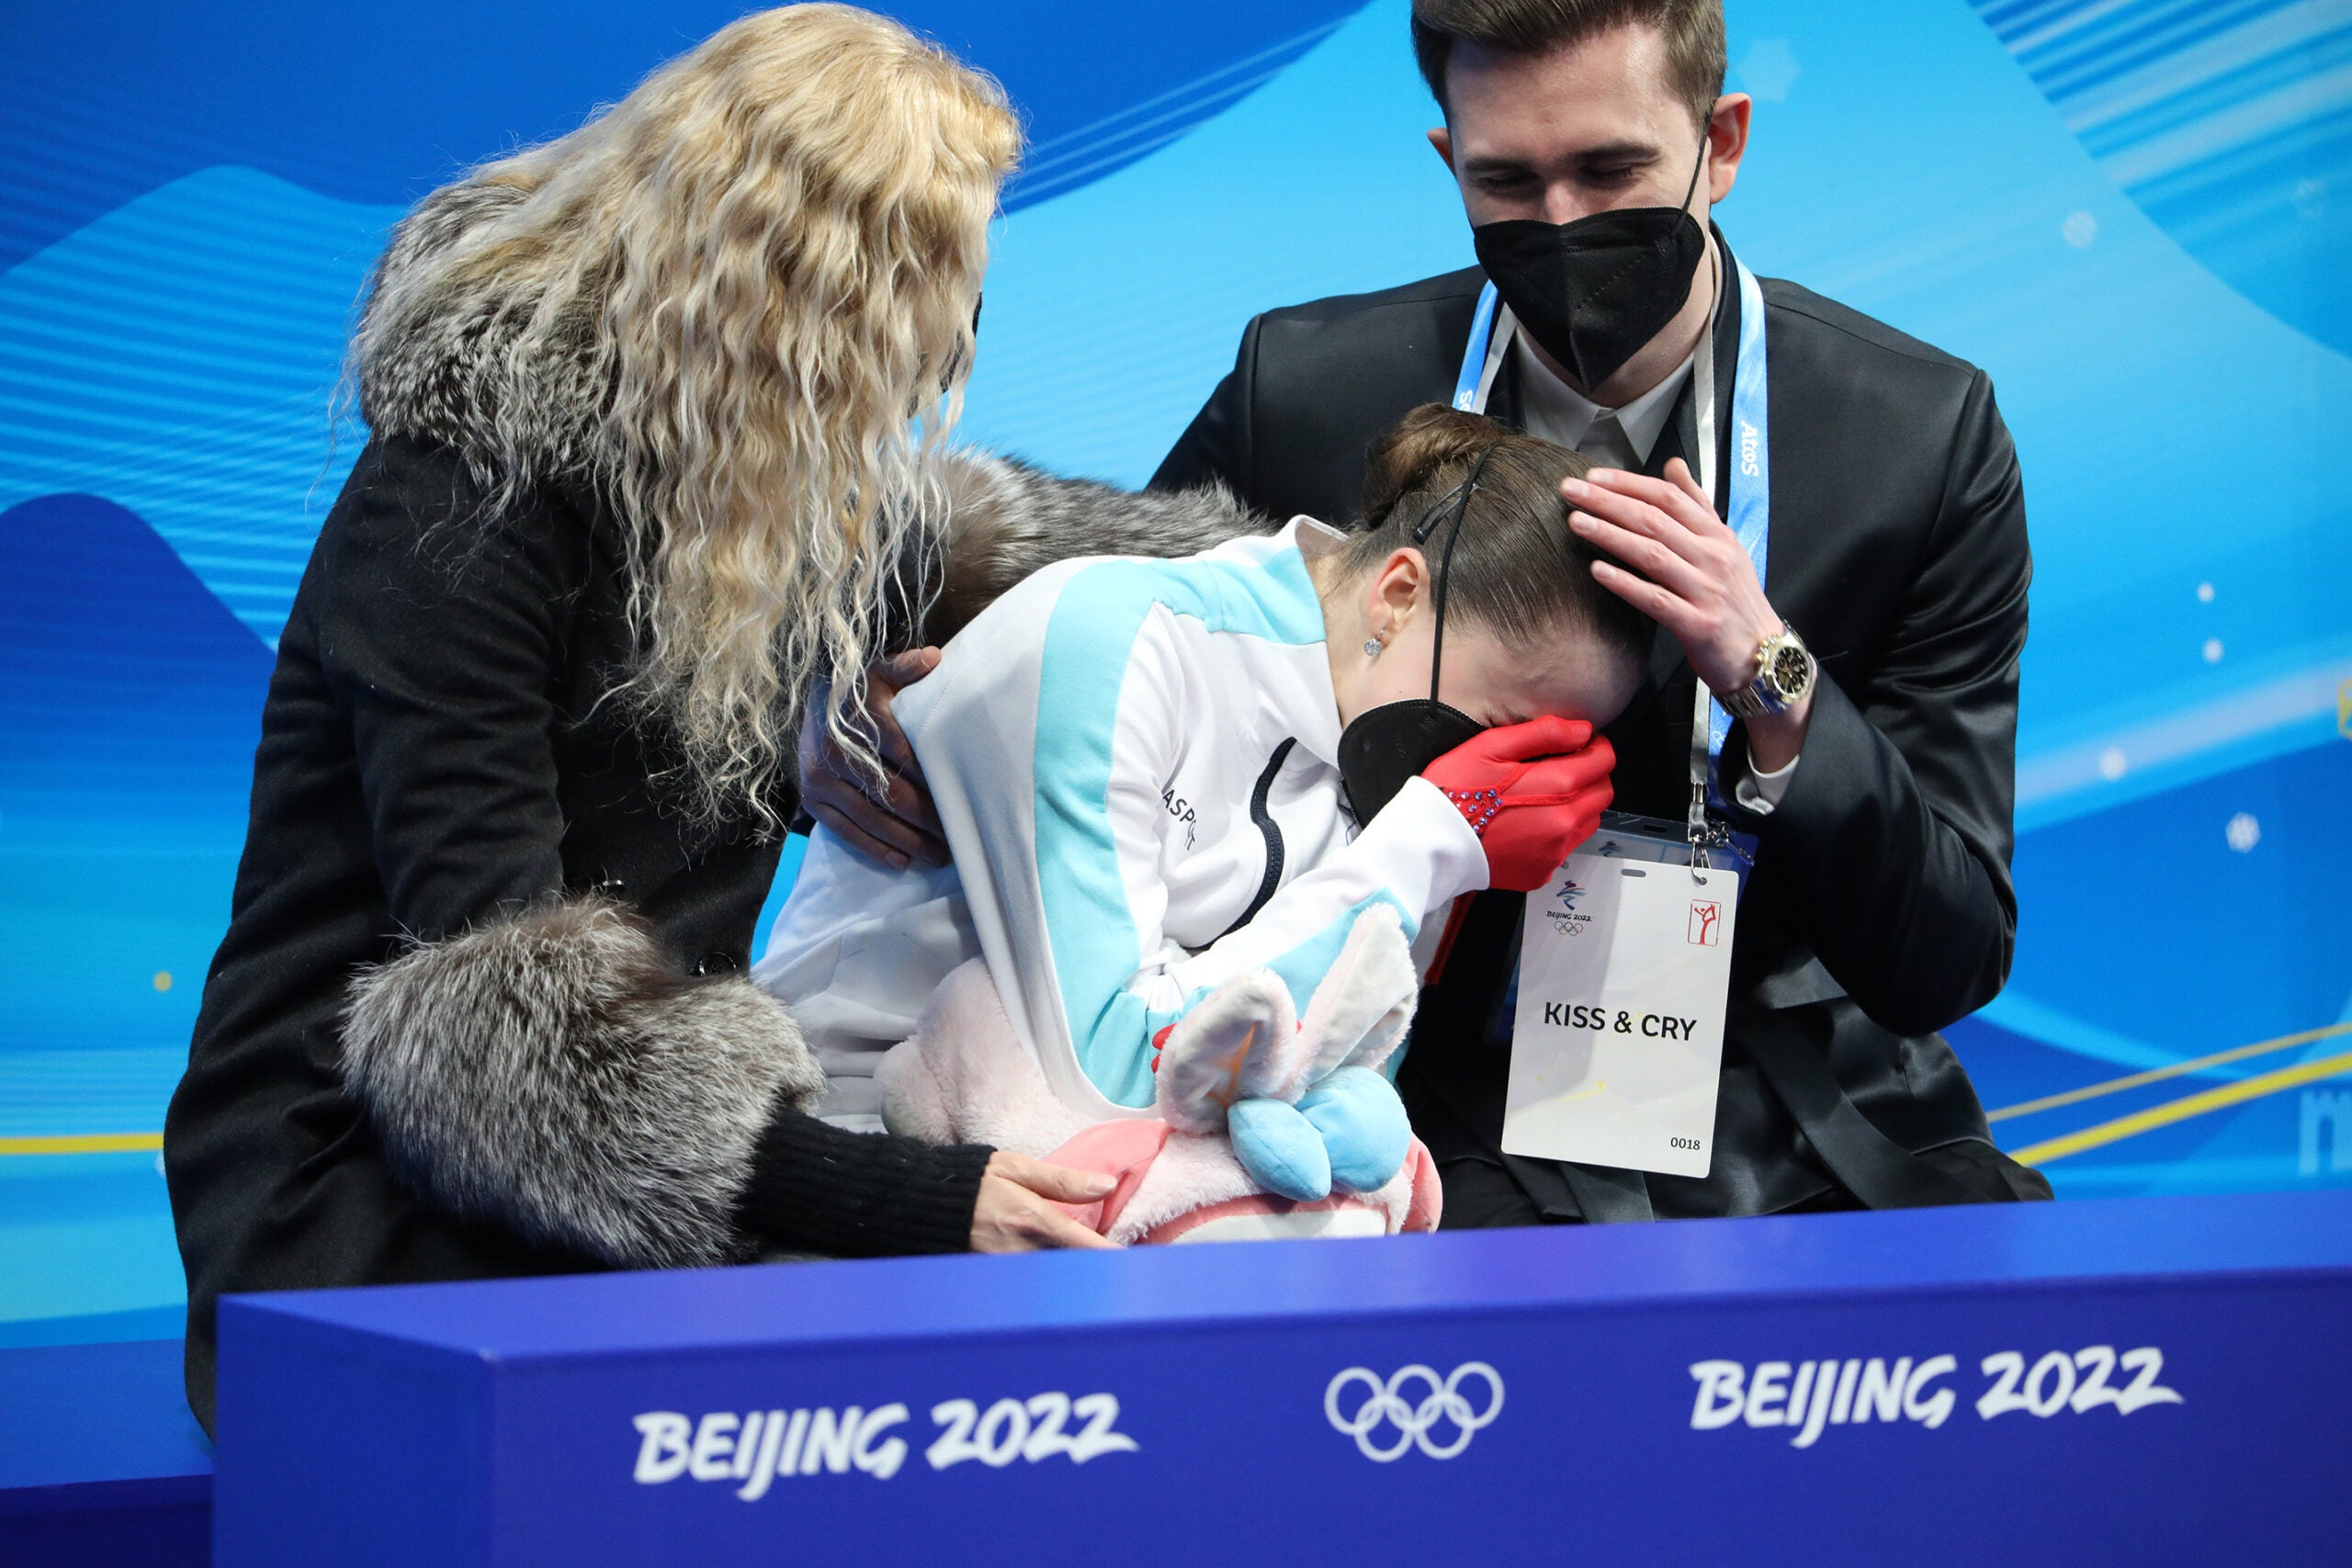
[877,906,1442,1244]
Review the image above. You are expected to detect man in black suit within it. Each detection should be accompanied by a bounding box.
[807,0,2047,1224]
[1147,0,2048,1223]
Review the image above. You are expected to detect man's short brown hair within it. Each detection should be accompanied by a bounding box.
[1410,0,1727,131]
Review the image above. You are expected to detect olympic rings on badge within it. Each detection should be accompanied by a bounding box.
[1323,1362,1505,1461]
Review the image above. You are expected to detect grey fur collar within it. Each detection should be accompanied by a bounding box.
[354,184,1275,622]
[354,181,612,487]
[922,452,1275,644]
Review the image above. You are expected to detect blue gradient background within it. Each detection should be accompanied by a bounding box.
[2,0,2346,1350]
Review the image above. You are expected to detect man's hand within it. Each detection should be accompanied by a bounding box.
[969,1151,1120,1251]
[1564,459,1814,772]
[797,649,950,869]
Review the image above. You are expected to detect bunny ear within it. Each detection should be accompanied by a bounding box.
[1340,990,1418,1079]
[1153,970,1303,1134]
[1295,904,1423,1087]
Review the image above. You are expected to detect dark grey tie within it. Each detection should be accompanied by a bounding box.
[1579,409,1637,472]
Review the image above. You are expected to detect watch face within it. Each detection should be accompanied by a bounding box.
[1769,642,1812,698]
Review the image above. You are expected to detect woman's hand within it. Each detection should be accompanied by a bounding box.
[969,1151,1121,1251]
[797,649,950,869]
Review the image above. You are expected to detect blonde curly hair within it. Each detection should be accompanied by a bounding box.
[355,5,1020,827]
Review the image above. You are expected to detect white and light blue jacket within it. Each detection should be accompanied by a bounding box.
[759,519,1488,1128]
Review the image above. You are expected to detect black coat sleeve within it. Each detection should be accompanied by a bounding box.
[1728,371,2029,1036]
[308,453,577,940]
[308,446,990,1268]
[1150,313,1262,498]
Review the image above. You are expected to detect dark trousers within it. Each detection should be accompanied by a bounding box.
[1436,1138,2052,1230]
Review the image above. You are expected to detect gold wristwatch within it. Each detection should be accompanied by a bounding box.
[1716,624,1815,718]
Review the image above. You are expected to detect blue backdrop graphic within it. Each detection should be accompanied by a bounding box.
[2,0,2346,1348]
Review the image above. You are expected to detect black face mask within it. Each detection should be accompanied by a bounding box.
[1337,446,1497,821]
[1469,142,1708,392]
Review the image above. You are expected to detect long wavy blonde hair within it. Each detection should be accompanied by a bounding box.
[355,5,1020,828]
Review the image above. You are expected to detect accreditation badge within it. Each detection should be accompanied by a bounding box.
[1500,819,1737,1179]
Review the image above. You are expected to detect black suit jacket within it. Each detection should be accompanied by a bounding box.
[1152,242,2035,1218]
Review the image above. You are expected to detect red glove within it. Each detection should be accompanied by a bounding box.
[1422,716,1616,892]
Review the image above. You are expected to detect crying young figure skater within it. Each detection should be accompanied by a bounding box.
[759,406,1646,1243]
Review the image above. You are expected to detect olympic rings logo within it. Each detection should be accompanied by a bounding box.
[1323,1362,1505,1461]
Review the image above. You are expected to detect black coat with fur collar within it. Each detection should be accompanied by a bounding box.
[163,434,992,1429]
[164,168,1272,1432]
[164,422,1263,1430]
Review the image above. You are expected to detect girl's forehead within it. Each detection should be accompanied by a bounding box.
[1457,622,1639,713]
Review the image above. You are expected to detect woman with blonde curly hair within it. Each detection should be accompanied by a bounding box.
[164,4,1257,1429]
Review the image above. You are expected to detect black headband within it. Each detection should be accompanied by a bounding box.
[1411,442,1498,702]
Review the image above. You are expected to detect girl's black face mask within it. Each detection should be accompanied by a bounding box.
[1469,141,1708,392]
[1336,448,1497,821]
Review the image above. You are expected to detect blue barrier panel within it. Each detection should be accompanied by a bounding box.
[216,1190,2352,1566]
[0,1338,211,1565]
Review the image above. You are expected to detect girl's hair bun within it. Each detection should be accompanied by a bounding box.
[1363,403,1509,528]
[1342,401,1650,667]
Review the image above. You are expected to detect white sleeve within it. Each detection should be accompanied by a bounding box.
[1153,777,1485,1008]
[906,591,1484,1114]
[1734,749,1801,815]
[899,584,1191,1114]
[752,827,976,1128]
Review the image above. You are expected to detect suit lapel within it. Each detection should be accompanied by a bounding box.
[1487,332,1524,431]
[1651,232,1742,491]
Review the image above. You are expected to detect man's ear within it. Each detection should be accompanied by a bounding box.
[1704,94,1752,206]
[1427,126,1455,173]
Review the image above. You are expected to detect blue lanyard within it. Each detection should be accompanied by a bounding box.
[1451,285,1502,411]
[1453,257,1771,820]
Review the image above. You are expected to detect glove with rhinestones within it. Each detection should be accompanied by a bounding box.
[1421,716,1616,893]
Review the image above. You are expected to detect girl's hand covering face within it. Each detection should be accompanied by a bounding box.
[1422,716,1617,892]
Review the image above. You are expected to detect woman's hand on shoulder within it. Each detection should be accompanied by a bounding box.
[798,649,951,870]
[969,1151,1120,1251]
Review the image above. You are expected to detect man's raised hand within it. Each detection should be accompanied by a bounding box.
[1564,458,1814,769]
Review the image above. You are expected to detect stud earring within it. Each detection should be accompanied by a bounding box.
[1363,637,1383,660]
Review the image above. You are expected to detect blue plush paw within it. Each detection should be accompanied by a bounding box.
[1228,1097,1332,1201]
[1299,1066,1410,1193]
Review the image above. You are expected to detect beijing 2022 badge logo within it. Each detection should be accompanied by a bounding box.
[1324,1363,1504,1461]
[1544,875,1593,936]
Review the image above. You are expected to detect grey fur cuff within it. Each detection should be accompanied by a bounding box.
[342,897,826,1269]
[923,451,1273,645]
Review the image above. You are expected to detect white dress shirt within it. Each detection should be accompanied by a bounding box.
[1510,328,1693,474]
[1507,320,1800,813]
